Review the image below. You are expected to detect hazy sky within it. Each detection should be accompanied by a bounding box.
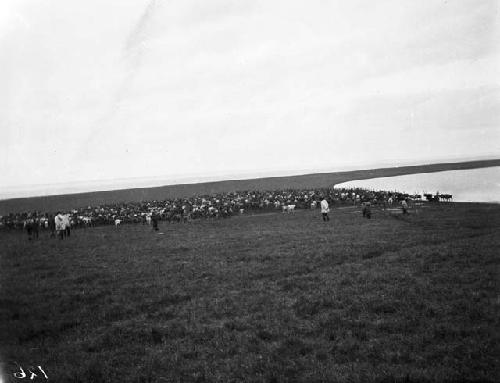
[1,0,499,195]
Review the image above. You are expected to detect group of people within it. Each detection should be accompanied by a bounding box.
[22,212,71,240]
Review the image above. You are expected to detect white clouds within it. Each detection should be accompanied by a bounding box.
[1,0,499,191]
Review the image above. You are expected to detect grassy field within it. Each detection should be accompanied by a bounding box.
[1,203,499,382]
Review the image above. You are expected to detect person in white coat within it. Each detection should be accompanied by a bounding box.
[55,212,65,239]
[320,197,330,222]
[63,214,71,237]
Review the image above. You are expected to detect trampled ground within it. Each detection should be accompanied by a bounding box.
[1,203,499,382]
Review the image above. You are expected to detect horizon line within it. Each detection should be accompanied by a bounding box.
[1,156,499,201]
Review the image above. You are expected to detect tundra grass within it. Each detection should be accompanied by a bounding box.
[1,203,499,382]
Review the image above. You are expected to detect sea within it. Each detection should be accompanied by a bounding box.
[335,166,500,203]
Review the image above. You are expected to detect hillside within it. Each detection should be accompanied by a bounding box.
[1,159,499,215]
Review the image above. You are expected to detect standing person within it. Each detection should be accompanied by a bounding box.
[64,214,71,237]
[401,199,409,215]
[152,212,159,231]
[320,197,330,222]
[362,202,372,219]
[24,214,34,240]
[55,212,65,239]
[32,213,40,239]
[48,214,56,238]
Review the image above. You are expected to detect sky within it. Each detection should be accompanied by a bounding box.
[1,0,499,198]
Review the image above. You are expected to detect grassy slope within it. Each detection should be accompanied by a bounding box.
[1,159,500,215]
[1,203,499,382]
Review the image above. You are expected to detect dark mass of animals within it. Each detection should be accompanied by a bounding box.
[0,188,452,239]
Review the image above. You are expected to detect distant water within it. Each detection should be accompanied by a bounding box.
[335,166,500,203]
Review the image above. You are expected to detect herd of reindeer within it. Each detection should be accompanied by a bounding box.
[0,187,452,232]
